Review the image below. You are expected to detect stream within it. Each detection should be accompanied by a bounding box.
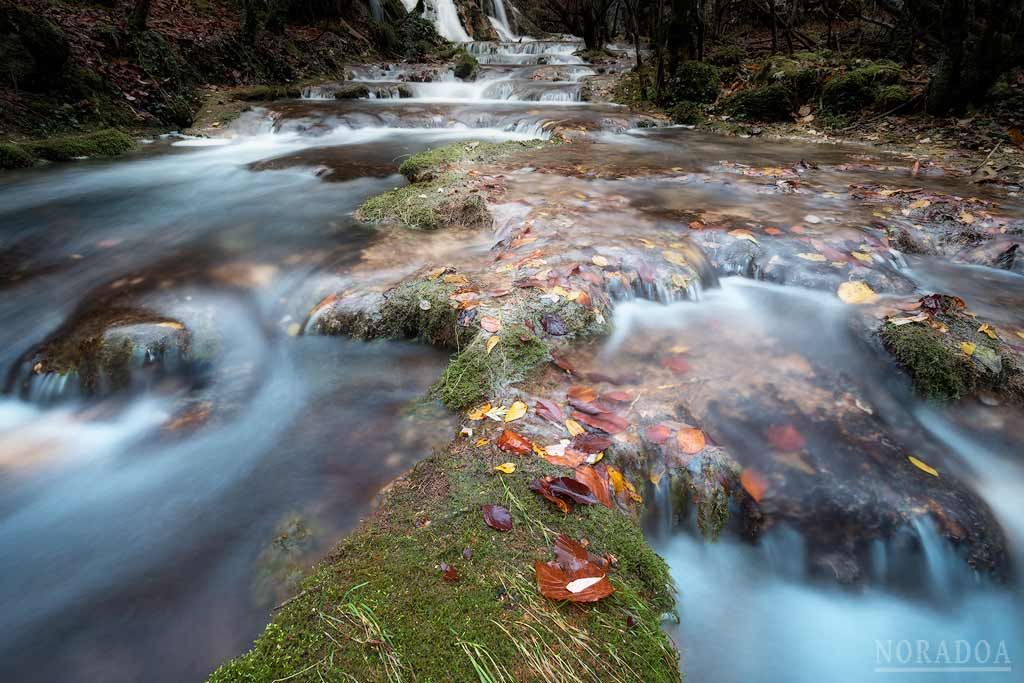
[1,35,1022,682]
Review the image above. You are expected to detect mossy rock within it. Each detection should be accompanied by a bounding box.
[755,55,822,102]
[234,85,303,101]
[664,60,720,105]
[724,83,792,121]
[707,43,744,67]
[26,129,135,161]
[670,101,703,125]
[0,6,70,90]
[0,142,35,169]
[822,60,902,113]
[398,139,553,182]
[875,84,912,111]
[377,278,465,348]
[208,439,677,682]
[453,49,479,81]
[880,298,1024,403]
[357,173,490,230]
[334,83,370,99]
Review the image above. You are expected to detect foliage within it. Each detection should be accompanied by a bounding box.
[724,83,792,121]
[662,60,720,105]
[453,49,479,81]
[821,61,901,113]
[669,101,703,124]
[26,129,136,161]
[0,143,35,169]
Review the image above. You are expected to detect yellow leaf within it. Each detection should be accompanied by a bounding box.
[157,321,185,330]
[837,281,878,304]
[908,199,931,210]
[591,254,609,267]
[505,400,528,422]
[960,341,976,356]
[908,455,939,477]
[495,462,516,474]
[663,250,688,266]
[797,252,827,262]
[671,273,689,288]
[485,335,500,354]
[728,229,759,244]
[959,212,976,224]
[565,419,585,436]
[442,273,469,285]
[586,451,604,465]
[467,403,491,420]
[977,323,998,339]
[1017,330,1024,340]
[286,322,301,336]
[425,266,446,280]
[851,252,873,264]
[475,438,489,446]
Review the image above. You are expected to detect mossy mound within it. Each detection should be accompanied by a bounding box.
[208,441,677,683]
[880,297,1024,404]
[0,142,35,169]
[432,324,549,410]
[821,60,902,113]
[377,279,465,348]
[875,84,912,111]
[234,85,302,101]
[707,43,744,67]
[0,6,70,90]
[26,128,135,161]
[453,49,479,81]
[755,55,823,102]
[399,139,554,182]
[724,83,792,121]
[669,101,703,125]
[334,83,370,100]
[663,60,720,105]
[357,173,491,231]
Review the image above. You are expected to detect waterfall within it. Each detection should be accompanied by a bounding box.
[430,0,472,42]
[368,0,383,21]
[490,0,515,40]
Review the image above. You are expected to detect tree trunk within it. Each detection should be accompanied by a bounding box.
[130,0,152,32]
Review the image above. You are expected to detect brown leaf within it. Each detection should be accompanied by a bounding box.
[601,390,633,404]
[535,397,564,423]
[440,562,460,582]
[645,424,672,444]
[480,316,501,333]
[566,385,601,413]
[740,469,768,503]
[570,432,612,453]
[573,410,630,435]
[574,466,613,508]
[481,504,513,531]
[550,351,576,374]
[534,561,613,603]
[530,478,572,513]
[675,427,706,455]
[548,476,598,505]
[497,428,533,456]
[766,424,806,451]
[661,354,690,374]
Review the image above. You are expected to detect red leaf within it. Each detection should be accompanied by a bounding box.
[675,427,706,455]
[535,397,564,423]
[601,390,633,404]
[766,424,806,451]
[481,504,513,531]
[550,351,576,374]
[440,562,460,582]
[572,410,630,435]
[661,354,690,374]
[570,432,612,454]
[534,561,614,603]
[497,428,533,456]
[645,424,672,444]
[530,478,572,513]
[740,469,769,503]
[574,466,613,508]
[566,385,601,414]
[480,316,501,333]
[548,476,598,505]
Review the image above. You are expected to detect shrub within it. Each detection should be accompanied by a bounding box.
[670,101,703,125]
[664,60,720,104]
[725,84,791,121]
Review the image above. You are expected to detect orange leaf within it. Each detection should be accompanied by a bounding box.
[575,465,613,508]
[480,316,501,333]
[766,424,806,451]
[740,469,768,503]
[675,427,706,455]
[497,429,533,456]
[534,561,613,602]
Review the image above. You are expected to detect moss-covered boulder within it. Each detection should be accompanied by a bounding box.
[357,173,490,230]
[26,129,136,162]
[234,85,303,101]
[664,60,720,105]
[755,54,823,102]
[0,6,70,90]
[724,83,792,121]
[822,60,902,113]
[880,295,1024,404]
[876,84,912,111]
[0,142,35,169]
[453,49,479,81]
[670,101,703,125]
[334,83,370,100]
[707,42,745,67]
[398,139,554,182]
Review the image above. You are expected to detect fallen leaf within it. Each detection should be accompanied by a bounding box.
[467,403,491,420]
[741,469,768,502]
[645,424,672,444]
[728,229,759,244]
[908,199,931,210]
[804,214,822,224]
[959,212,976,224]
[978,323,998,339]
[908,455,939,477]
[548,476,598,505]
[591,254,609,267]
[443,273,469,285]
[797,252,827,262]
[960,341,976,356]
[764,226,783,236]
[495,462,516,474]
[480,316,501,333]
[440,563,459,582]
[851,252,873,264]
[837,281,878,304]
[766,424,806,451]
[485,335,500,354]
[534,561,613,602]
[573,410,630,435]
[497,428,533,455]
[571,432,612,453]
[530,477,571,513]
[662,250,688,267]
[661,354,690,374]
[889,313,930,326]
[535,397,563,423]
[575,465,613,507]
[481,504,513,531]
[504,400,528,422]
[675,427,706,455]
[565,418,585,436]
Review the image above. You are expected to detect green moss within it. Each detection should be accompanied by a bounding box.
[822,61,902,113]
[234,85,302,101]
[876,84,911,111]
[707,43,744,67]
[334,83,370,99]
[399,139,554,182]
[26,128,135,161]
[664,60,720,105]
[670,101,703,125]
[453,49,478,81]
[357,173,490,230]
[209,443,677,682]
[378,279,465,348]
[755,55,822,102]
[432,323,548,410]
[724,83,792,121]
[0,142,35,169]
[881,322,969,401]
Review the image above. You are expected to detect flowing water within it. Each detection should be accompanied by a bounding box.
[1,35,1023,682]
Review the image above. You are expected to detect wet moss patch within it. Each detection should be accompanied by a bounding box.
[724,83,792,121]
[453,49,479,81]
[0,142,35,169]
[821,61,902,113]
[357,173,491,230]
[208,440,677,683]
[399,139,555,182]
[334,83,370,100]
[378,279,465,348]
[234,85,303,101]
[26,128,136,161]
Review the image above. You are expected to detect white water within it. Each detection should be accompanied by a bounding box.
[428,0,471,42]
